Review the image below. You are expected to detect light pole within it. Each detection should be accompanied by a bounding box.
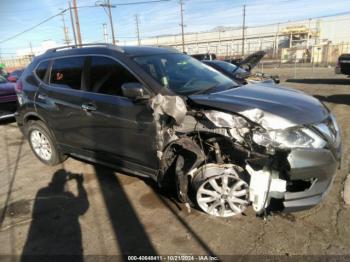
[103,23,108,43]
[179,0,186,53]
[68,1,78,46]
[135,14,141,46]
[242,4,246,57]
[72,0,82,45]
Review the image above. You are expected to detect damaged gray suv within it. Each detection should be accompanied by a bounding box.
[16,44,341,217]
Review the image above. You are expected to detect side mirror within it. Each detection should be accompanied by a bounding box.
[121,82,148,100]
[7,76,17,83]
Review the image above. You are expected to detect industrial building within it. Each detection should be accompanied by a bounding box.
[1,13,350,68]
[126,13,350,65]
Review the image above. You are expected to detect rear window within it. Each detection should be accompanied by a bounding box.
[50,57,85,89]
[35,61,49,81]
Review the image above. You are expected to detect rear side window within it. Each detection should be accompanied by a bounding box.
[50,57,85,89]
[89,56,139,96]
[36,61,49,81]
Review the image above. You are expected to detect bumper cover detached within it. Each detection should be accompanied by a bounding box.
[283,148,339,213]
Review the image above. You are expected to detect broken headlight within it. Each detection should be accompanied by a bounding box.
[253,127,326,149]
[203,110,249,129]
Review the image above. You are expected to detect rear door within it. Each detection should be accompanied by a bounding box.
[37,56,88,148]
[80,55,158,171]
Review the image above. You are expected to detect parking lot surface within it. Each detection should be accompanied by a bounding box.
[0,67,349,258]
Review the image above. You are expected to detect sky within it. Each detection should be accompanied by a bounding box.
[0,0,350,56]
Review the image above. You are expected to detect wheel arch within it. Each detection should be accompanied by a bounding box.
[23,112,58,143]
[23,112,46,125]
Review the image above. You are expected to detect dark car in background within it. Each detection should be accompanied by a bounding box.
[335,54,350,76]
[0,75,17,120]
[191,53,217,61]
[203,51,280,85]
[16,44,341,217]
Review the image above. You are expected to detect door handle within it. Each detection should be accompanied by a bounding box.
[37,94,47,100]
[81,103,97,112]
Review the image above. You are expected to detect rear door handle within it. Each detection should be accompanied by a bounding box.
[81,103,97,112]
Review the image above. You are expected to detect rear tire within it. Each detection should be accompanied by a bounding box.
[26,120,66,166]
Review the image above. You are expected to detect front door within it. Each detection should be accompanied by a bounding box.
[80,55,158,172]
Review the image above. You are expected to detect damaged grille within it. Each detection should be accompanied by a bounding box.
[286,179,315,192]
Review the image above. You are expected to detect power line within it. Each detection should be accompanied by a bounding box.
[76,0,170,9]
[110,0,170,6]
[243,10,350,29]
[2,1,349,48]
[0,0,170,46]
[0,9,67,44]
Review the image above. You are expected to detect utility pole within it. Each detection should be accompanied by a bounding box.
[102,23,108,43]
[68,1,77,46]
[60,12,71,45]
[107,0,116,45]
[72,0,82,45]
[135,14,141,46]
[274,23,280,59]
[29,41,34,57]
[242,4,246,57]
[307,18,311,48]
[179,0,185,53]
[97,0,116,45]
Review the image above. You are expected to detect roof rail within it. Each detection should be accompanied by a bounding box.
[154,45,180,52]
[45,43,124,54]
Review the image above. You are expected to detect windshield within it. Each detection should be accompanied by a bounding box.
[134,53,238,95]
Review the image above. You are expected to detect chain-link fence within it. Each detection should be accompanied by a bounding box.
[135,14,350,67]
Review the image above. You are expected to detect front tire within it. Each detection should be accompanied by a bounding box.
[26,121,66,166]
[191,163,249,217]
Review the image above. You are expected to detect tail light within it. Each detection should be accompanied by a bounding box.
[15,80,23,93]
[336,61,340,68]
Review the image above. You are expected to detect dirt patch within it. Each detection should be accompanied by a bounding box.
[0,199,31,221]
[139,191,163,209]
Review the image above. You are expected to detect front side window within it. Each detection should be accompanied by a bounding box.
[50,57,85,89]
[134,53,238,95]
[89,56,139,96]
[35,61,49,81]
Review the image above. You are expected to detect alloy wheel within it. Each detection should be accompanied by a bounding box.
[196,173,249,217]
[30,130,52,161]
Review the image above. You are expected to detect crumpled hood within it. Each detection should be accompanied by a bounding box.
[0,82,16,96]
[189,84,329,129]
